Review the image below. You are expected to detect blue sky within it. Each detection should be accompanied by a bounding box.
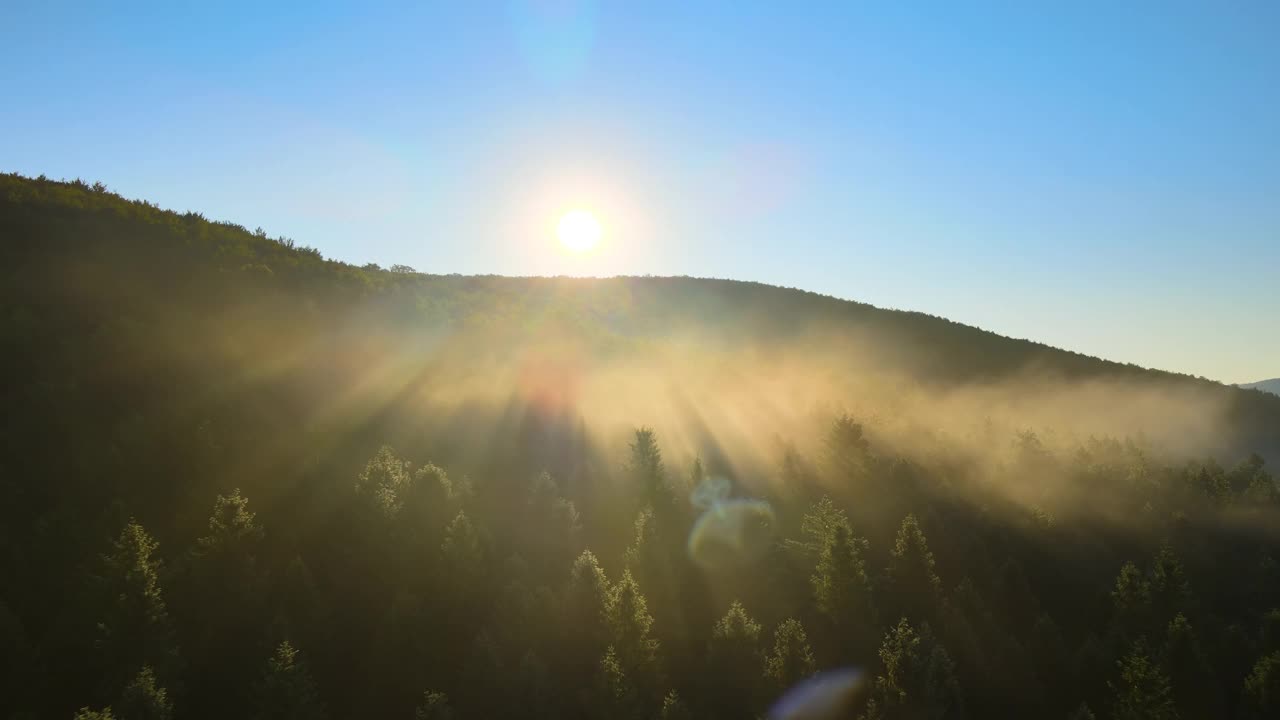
[3,1,1277,382]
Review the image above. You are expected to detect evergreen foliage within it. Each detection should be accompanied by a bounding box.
[0,174,1277,718]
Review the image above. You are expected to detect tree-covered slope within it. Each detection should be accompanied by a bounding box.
[3,173,1280,720]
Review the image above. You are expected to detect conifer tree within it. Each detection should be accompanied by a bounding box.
[593,646,640,720]
[95,520,175,689]
[824,413,869,480]
[1112,561,1151,634]
[608,569,661,676]
[813,523,874,625]
[1148,544,1191,627]
[1242,652,1280,720]
[1109,643,1177,720]
[624,506,683,658]
[355,445,412,518]
[251,640,326,720]
[563,550,614,688]
[400,462,457,549]
[657,690,693,720]
[195,488,264,554]
[886,514,943,624]
[180,489,267,715]
[522,471,582,576]
[765,618,817,691]
[441,510,487,612]
[864,619,962,720]
[705,601,763,717]
[116,666,173,720]
[800,496,848,557]
[1160,614,1213,719]
[628,428,672,511]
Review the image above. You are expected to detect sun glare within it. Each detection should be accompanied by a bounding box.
[557,210,601,252]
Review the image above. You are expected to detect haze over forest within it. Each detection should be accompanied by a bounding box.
[3,174,1280,720]
[4,4,1280,719]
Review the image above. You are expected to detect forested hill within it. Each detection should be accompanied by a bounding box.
[0,170,1268,391]
[4,172,1280,720]
[3,172,1278,464]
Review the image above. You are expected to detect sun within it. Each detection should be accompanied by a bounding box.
[557,209,601,252]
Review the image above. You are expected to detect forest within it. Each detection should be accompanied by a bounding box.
[2,173,1280,719]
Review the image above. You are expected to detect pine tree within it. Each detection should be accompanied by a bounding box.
[624,505,683,657]
[705,601,763,717]
[628,428,670,509]
[593,646,640,720]
[195,488,264,553]
[865,619,962,720]
[824,413,869,480]
[1148,544,1191,627]
[399,462,458,549]
[608,569,660,676]
[813,523,874,626]
[116,666,173,720]
[181,489,268,715]
[251,640,326,720]
[72,709,116,720]
[441,510,487,612]
[1109,643,1177,720]
[765,618,816,691]
[1242,652,1280,720]
[886,514,942,624]
[624,506,659,573]
[657,690,692,720]
[563,550,613,687]
[523,471,582,576]
[1160,614,1214,719]
[800,496,848,557]
[1111,561,1151,637]
[95,519,175,689]
[355,445,411,518]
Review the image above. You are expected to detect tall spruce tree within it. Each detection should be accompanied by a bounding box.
[251,641,326,720]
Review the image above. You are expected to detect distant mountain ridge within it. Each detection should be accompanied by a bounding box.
[1241,378,1280,396]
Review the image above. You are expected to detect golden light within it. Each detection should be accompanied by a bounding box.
[557,209,601,252]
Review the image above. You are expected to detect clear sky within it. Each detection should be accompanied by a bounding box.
[3,1,1277,383]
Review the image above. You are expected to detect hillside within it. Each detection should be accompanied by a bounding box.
[1242,379,1280,397]
[4,173,1278,467]
[3,173,1280,719]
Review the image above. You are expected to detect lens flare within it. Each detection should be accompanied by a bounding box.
[687,477,775,569]
[768,668,865,720]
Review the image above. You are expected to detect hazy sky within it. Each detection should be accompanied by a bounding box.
[3,1,1277,383]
